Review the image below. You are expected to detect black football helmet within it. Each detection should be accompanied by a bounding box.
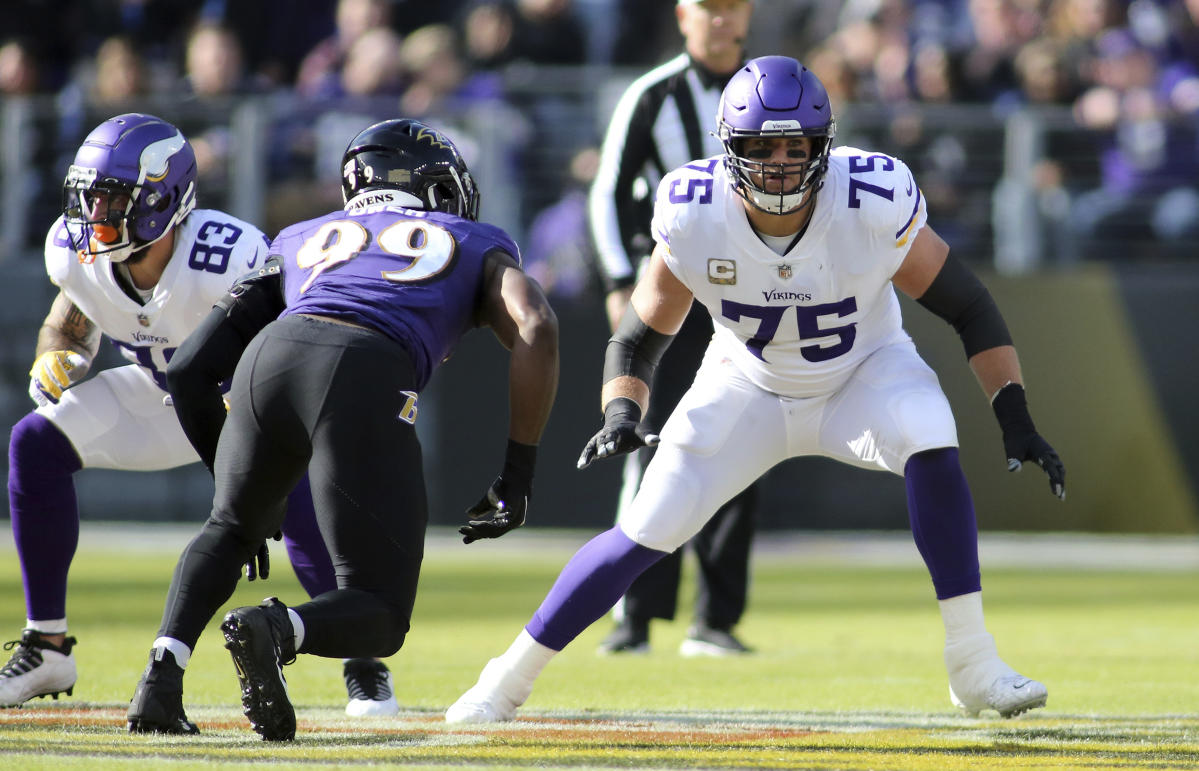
[340,119,480,220]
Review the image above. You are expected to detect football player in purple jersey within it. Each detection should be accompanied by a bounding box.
[127,119,559,740]
[446,56,1065,723]
[1,113,352,713]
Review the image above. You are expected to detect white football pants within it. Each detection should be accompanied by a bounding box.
[618,340,959,552]
[36,363,201,471]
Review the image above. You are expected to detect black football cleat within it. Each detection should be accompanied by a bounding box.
[127,648,199,735]
[679,623,753,657]
[596,617,650,655]
[221,597,297,741]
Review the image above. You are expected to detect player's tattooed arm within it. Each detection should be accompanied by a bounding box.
[26,290,102,407]
[36,290,101,362]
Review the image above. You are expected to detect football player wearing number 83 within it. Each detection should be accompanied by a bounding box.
[129,118,558,741]
[2,113,366,722]
[447,56,1066,724]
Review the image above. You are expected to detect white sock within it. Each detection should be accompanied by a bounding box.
[152,637,193,669]
[501,629,557,682]
[938,591,988,644]
[940,591,1016,690]
[26,618,68,636]
[287,608,306,650]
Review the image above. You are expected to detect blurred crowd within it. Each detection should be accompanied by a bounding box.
[2,0,1198,285]
[798,0,1199,262]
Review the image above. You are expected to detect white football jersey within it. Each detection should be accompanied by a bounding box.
[43,209,270,391]
[651,146,928,399]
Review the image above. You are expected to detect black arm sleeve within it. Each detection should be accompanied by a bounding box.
[166,257,286,474]
[916,254,1013,358]
[602,305,674,386]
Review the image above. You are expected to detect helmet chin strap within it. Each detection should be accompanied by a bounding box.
[747,188,805,215]
[93,241,136,264]
[743,162,824,215]
[98,216,180,264]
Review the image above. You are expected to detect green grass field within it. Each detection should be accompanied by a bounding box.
[1,526,1196,769]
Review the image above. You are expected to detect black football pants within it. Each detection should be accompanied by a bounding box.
[160,315,426,659]
[619,302,757,631]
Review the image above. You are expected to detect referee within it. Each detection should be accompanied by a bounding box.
[587,0,757,657]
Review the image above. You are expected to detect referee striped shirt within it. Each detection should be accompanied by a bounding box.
[588,53,741,291]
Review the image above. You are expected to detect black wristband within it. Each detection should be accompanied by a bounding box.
[991,383,1036,432]
[603,396,642,424]
[502,439,537,489]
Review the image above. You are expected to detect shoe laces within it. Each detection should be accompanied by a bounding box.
[344,660,391,702]
[1,631,75,677]
[1,639,41,678]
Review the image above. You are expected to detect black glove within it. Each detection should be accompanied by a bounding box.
[992,383,1066,500]
[460,440,536,544]
[245,531,283,581]
[576,397,660,470]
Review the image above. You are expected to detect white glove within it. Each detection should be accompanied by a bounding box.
[29,351,89,407]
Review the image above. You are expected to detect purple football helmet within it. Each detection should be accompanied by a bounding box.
[62,113,197,263]
[717,56,836,215]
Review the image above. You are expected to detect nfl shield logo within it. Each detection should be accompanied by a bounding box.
[137,313,150,327]
[778,264,792,279]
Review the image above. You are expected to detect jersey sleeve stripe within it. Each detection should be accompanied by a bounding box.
[895,185,924,247]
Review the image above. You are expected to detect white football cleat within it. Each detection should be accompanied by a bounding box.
[944,633,1047,718]
[0,630,77,706]
[445,657,531,724]
[949,673,1048,718]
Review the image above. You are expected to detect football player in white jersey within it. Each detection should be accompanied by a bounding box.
[447,56,1066,723]
[1,114,396,723]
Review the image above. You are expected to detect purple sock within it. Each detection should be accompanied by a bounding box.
[280,473,338,597]
[7,414,83,622]
[905,447,981,599]
[526,527,666,651]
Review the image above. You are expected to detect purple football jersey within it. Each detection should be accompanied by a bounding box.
[273,203,520,388]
